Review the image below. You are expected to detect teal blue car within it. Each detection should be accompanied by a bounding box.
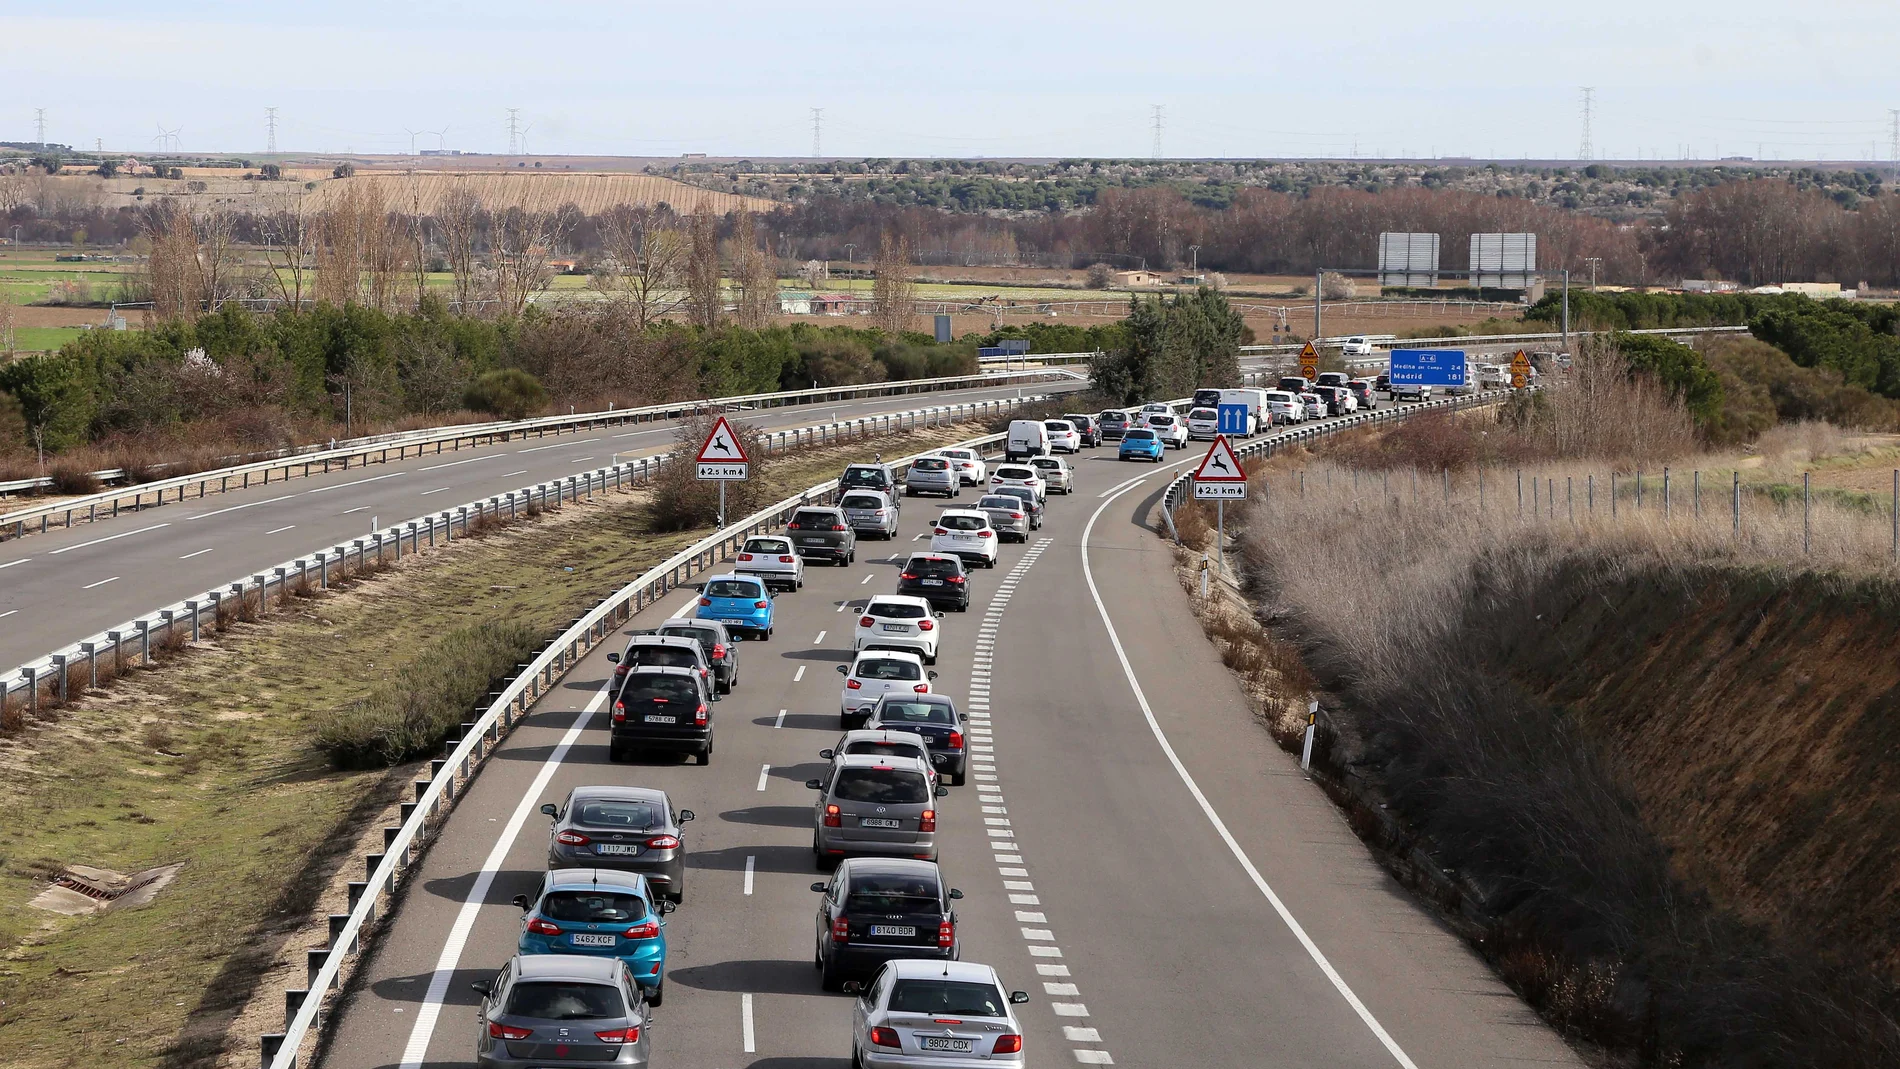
[696,573,774,640]
[512,868,674,1004]
[1118,427,1165,462]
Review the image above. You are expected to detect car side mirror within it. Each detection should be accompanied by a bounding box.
[539,803,558,818]
[710,693,723,702]
[841,981,865,996]
[819,748,835,760]
[660,900,676,914]
[927,671,939,681]
[1010,991,1030,1005]
[934,786,949,798]
[729,634,744,643]
[470,979,493,997]
[605,652,620,663]
[811,881,828,893]
[948,888,963,900]
[805,778,823,790]
[511,894,531,911]
[678,810,694,822]
[835,664,849,675]
[934,612,944,620]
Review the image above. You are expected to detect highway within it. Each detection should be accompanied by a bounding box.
[0,379,1085,674]
[318,418,1582,1069]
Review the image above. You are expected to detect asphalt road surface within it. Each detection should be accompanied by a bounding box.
[0,380,1086,673]
[318,410,1581,1069]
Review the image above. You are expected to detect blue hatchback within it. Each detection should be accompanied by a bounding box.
[1118,427,1165,463]
[697,573,774,640]
[513,868,673,1004]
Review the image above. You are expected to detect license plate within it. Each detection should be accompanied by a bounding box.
[881,624,908,632]
[921,1037,973,1052]
[724,619,749,626]
[645,714,677,724]
[860,818,901,829]
[869,924,917,937]
[922,579,943,586]
[800,537,826,544]
[570,933,616,947]
[595,843,640,855]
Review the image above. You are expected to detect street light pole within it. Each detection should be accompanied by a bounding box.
[1561,270,1571,351]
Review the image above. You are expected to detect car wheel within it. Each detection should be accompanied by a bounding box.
[847,550,856,565]
[924,651,936,666]
[648,982,663,1008]
[608,741,625,763]
[951,769,966,787]
[851,1047,866,1069]
[820,955,845,992]
[841,714,853,731]
[698,745,711,766]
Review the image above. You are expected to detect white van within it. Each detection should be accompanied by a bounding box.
[1218,388,1268,436]
[1005,419,1051,461]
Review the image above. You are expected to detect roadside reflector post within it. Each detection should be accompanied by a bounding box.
[1300,700,1318,772]
[1200,556,1210,601]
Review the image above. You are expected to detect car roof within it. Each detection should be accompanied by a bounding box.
[660,619,727,634]
[841,856,943,879]
[839,727,931,745]
[844,462,891,471]
[854,649,925,665]
[705,572,764,585]
[545,868,651,893]
[514,954,625,982]
[866,594,933,608]
[905,552,961,564]
[835,752,932,771]
[887,958,1002,983]
[796,504,848,513]
[568,784,668,805]
[623,665,701,679]
[936,509,991,520]
[625,634,699,649]
[873,692,955,709]
[745,533,792,542]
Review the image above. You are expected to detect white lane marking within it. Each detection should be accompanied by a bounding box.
[341,506,371,515]
[0,557,30,570]
[1037,964,1071,976]
[570,456,597,463]
[793,666,805,683]
[81,576,121,590]
[0,609,18,620]
[419,486,451,496]
[47,522,171,554]
[1052,1002,1089,1017]
[265,524,297,535]
[186,494,296,519]
[1022,927,1055,940]
[515,436,602,454]
[178,548,214,560]
[859,574,873,585]
[1074,1050,1115,1064]
[744,856,756,895]
[835,601,849,613]
[813,630,826,643]
[417,455,490,472]
[502,469,529,478]
[756,764,771,792]
[912,532,925,540]
[307,470,406,494]
[1028,945,1062,957]
[1081,475,1420,1069]
[741,993,756,1053]
[775,708,787,729]
[1063,1024,1099,1038]
[395,684,608,1069]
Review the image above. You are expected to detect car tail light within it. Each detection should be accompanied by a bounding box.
[918,619,933,631]
[1010,512,1024,520]
[698,597,711,607]
[832,524,846,531]
[920,809,936,832]
[787,522,800,529]
[611,702,625,723]
[525,917,561,936]
[869,1027,901,1049]
[948,730,962,748]
[645,834,680,850]
[737,553,754,561]
[899,572,916,580]
[694,703,708,726]
[913,683,929,693]
[832,916,850,942]
[594,1026,640,1044]
[613,664,629,679]
[556,830,590,846]
[938,919,955,948]
[860,616,876,627]
[824,804,841,827]
[779,555,795,563]
[712,643,727,660]
[489,1021,534,1041]
[993,1034,1024,1054]
[846,679,862,689]
[934,527,947,535]
[754,600,769,609]
[623,920,659,939]
[978,531,992,538]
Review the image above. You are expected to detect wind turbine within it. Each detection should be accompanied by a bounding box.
[154,125,181,151]
[430,126,450,152]
[403,128,422,155]
[519,122,534,156]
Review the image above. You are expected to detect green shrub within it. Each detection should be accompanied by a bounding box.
[464,368,548,420]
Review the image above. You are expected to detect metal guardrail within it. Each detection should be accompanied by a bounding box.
[0,367,1080,529]
[1238,324,1749,357]
[973,350,1098,366]
[0,396,1050,722]
[248,420,1035,1069]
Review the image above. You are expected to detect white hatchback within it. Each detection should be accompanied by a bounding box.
[936,447,987,486]
[854,594,943,663]
[930,509,999,569]
[836,649,936,723]
[1146,412,1189,449]
[989,464,1046,503]
[734,535,805,591]
[1041,419,1081,453]
[1299,392,1327,420]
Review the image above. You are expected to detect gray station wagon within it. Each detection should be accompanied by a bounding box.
[787,506,858,564]
[839,491,900,540]
[808,753,949,867]
[904,456,960,498]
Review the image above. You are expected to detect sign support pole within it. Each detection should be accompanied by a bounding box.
[718,480,726,530]
[1216,499,1225,577]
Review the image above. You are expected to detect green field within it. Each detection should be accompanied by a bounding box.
[7,327,85,353]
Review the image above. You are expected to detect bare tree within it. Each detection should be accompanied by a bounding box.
[143,201,204,320]
[871,230,917,335]
[404,171,429,309]
[596,204,686,329]
[195,207,239,309]
[491,207,568,316]
[258,195,316,309]
[0,165,31,213]
[728,209,777,329]
[684,204,723,328]
[313,182,366,307]
[437,181,482,313]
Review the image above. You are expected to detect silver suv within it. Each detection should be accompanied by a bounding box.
[1026,455,1072,495]
[807,753,948,867]
[903,456,960,499]
[838,492,899,541]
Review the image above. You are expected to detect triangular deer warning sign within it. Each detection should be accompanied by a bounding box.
[1192,435,1247,482]
[695,416,750,464]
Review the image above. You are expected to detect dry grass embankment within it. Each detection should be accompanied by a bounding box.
[0,421,987,1069]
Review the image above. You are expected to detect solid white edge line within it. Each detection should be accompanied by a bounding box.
[1079,474,1420,1069]
[396,680,608,1069]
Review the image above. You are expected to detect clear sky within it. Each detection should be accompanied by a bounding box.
[3,0,1896,162]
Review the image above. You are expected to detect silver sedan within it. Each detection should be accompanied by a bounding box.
[1025,455,1073,494]
[845,959,1030,1068]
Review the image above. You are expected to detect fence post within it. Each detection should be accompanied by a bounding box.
[1732,471,1740,538]
[1516,469,1522,514]
[1663,467,1671,518]
[1803,472,1811,556]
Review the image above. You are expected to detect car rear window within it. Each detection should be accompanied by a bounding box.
[842,467,889,488]
[626,647,698,671]
[1043,421,1071,431]
[995,488,1035,506]
[939,514,986,532]
[742,538,789,554]
[622,675,698,703]
[911,458,949,471]
[905,557,962,578]
[657,625,716,649]
[540,891,649,924]
[874,699,956,725]
[792,509,843,527]
[939,449,974,460]
[1099,411,1127,423]
[868,601,927,619]
[1028,458,1058,469]
[856,658,922,681]
[1149,414,1175,425]
[847,872,941,907]
[704,578,761,599]
[977,496,1019,509]
[831,768,929,804]
[1190,408,1217,419]
[1125,429,1156,440]
[888,980,1007,1017]
[844,739,926,759]
[505,981,624,1020]
[839,495,884,511]
[996,467,1033,479]
[575,800,663,828]
[1064,415,1093,428]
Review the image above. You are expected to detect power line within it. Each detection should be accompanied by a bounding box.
[506,108,521,155]
[266,107,278,154]
[1578,87,1594,161]
[810,107,823,157]
[1150,104,1163,160]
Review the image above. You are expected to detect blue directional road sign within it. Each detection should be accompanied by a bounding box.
[1217,403,1251,435]
[1388,348,1467,387]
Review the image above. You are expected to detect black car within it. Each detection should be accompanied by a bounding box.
[896,553,970,611]
[811,858,962,990]
[654,619,740,693]
[608,635,712,695]
[610,666,714,764]
[787,506,857,566]
[865,693,968,786]
[1062,413,1103,447]
[1191,388,1224,410]
[1097,409,1131,440]
[1375,371,1391,393]
[1312,385,1351,416]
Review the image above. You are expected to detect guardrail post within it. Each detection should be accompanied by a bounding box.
[253,576,270,615]
[107,630,125,677]
[258,1033,285,1069]
[80,642,97,691]
[50,655,65,702]
[21,667,37,717]
[283,988,307,1031]
[135,620,150,666]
